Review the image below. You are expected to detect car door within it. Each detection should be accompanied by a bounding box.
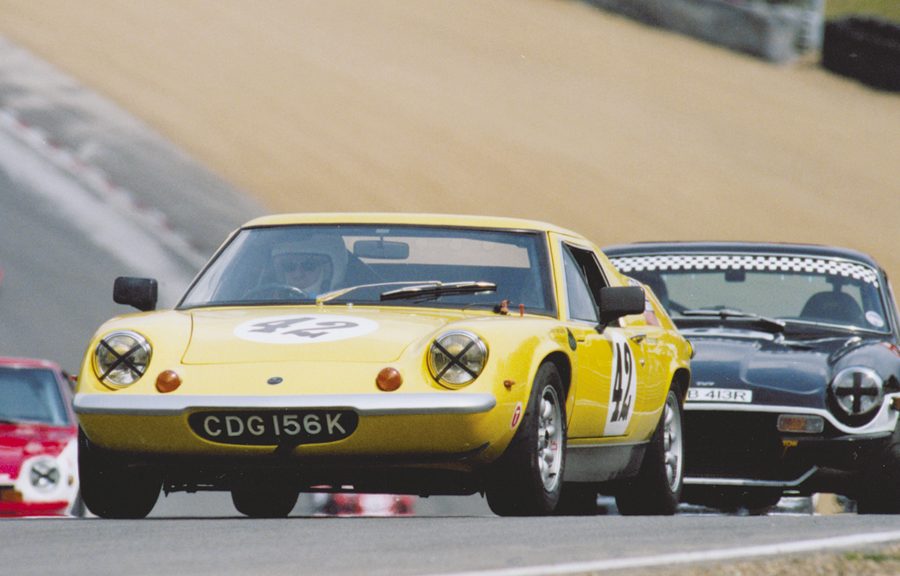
[560,242,642,439]
[615,275,670,435]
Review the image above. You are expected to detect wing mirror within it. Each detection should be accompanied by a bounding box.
[114,277,158,312]
[598,286,645,326]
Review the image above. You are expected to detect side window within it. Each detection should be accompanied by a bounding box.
[562,244,609,323]
[885,273,900,333]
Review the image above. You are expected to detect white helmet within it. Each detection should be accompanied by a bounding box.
[272,234,349,293]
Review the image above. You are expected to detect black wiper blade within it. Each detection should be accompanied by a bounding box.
[380,281,497,302]
[680,308,785,332]
[316,281,434,305]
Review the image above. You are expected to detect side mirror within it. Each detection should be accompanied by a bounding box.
[598,286,645,325]
[114,277,158,312]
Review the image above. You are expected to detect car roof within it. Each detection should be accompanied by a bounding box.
[0,357,62,370]
[242,212,583,238]
[602,241,883,270]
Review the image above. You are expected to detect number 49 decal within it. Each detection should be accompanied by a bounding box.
[604,332,636,436]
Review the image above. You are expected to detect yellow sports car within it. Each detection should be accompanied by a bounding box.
[74,213,691,518]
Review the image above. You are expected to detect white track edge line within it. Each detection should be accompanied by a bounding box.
[425,530,900,576]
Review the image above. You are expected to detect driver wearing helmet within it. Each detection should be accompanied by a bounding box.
[271,234,349,298]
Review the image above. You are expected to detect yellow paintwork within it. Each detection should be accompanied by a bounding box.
[75,213,691,476]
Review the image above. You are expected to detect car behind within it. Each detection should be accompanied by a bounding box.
[606,242,900,514]
[0,357,80,517]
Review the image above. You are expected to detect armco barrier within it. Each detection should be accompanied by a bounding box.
[585,0,824,64]
[822,17,900,92]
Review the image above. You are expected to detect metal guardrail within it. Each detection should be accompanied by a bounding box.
[584,0,825,63]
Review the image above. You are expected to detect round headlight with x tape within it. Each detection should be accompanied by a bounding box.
[93,330,152,387]
[829,366,883,424]
[427,331,488,389]
[29,456,62,493]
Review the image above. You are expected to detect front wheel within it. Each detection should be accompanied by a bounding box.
[857,434,900,514]
[616,388,683,515]
[485,362,566,516]
[78,430,161,519]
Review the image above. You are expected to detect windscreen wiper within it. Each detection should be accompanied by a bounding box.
[680,308,786,332]
[316,281,438,305]
[380,281,497,302]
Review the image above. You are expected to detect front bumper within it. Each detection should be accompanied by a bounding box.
[74,392,506,464]
[0,492,71,516]
[682,407,896,494]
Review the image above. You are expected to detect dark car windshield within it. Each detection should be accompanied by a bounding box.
[179,224,554,315]
[610,253,891,334]
[0,367,71,426]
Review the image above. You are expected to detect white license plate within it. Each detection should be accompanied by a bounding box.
[687,388,753,403]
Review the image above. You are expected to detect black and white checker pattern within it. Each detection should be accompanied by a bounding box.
[610,254,880,286]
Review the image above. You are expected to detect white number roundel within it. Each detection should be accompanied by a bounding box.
[234,314,378,344]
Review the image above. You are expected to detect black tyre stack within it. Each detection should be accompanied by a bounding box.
[822,16,900,91]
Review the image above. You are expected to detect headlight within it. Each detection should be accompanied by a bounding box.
[830,367,883,420]
[93,330,152,386]
[29,456,61,493]
[427,331,488,388]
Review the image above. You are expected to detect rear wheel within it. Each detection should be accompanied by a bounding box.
[554,483,600,515]
[231,475,299,518]
[486,362,566,516]
[616,389,683,515]
[78,430,161,519]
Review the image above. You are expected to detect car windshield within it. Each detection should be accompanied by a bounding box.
[611,253,891,333]
[179,224,555,315]
[0,367,71,426]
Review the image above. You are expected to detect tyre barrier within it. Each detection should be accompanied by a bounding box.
[822,17,900,91]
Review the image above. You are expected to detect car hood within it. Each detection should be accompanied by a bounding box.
[182,307,466,365]
[683,327,859,409]
[0,423,75,480]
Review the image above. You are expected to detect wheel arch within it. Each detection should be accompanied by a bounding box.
[542,350,572,402]
[670,367,691,405]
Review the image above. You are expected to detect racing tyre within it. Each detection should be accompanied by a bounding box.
[705,488,782,515]
[486,362,566,516]
[78,430,161,519]
[740,489,783,515]
[231,476,300,518]
[616,389,683,515]
[554,483,600,516]
[857,435,900,514]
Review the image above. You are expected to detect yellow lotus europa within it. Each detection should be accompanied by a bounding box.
[74,213,691,518]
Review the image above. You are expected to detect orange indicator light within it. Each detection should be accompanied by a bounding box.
[776,414,824,434]
[376,367,403,392]
[155,370,182,393]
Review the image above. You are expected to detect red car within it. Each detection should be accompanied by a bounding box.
[0,357,80,516]
[311,493,416,516]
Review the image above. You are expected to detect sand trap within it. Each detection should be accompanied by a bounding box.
[0,0,897,279]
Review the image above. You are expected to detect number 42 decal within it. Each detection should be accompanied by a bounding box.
[604,332,636,436]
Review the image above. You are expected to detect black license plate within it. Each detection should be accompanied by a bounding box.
[188,409,358,446]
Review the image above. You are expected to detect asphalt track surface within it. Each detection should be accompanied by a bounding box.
[2,514,900,576]
[2,25,900,576]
